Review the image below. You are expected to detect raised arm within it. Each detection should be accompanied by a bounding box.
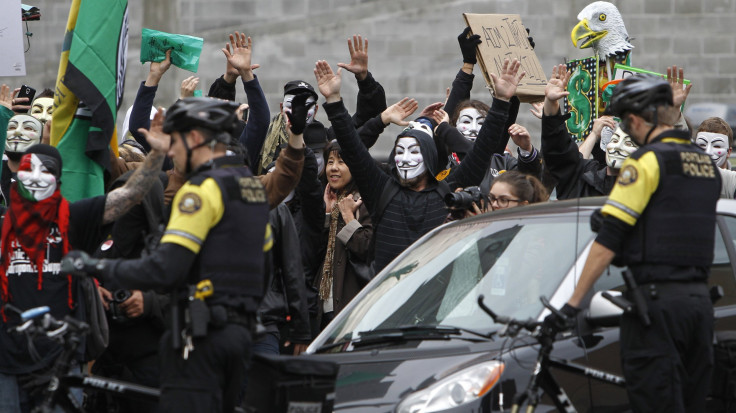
[222,33,270,166]
[130,49,172,151]
[445,27,481,116]
[449,58,523,188]
[103,108,169,224]
[316,60,390,213]
[337,35,386,128]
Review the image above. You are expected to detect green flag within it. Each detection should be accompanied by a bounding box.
[52,0,127,202]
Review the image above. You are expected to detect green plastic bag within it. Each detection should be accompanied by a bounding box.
[140,28,204,73]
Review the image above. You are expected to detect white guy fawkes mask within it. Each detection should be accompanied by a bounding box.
[456,107,485,141]
[696,132,730,168]
[282,94,317,125]
[405,121,434,138]
[17,153,57,201]
[394,137,426,180]
[30,97,54,124]
[605,127,638,169]
[7,115,42,154]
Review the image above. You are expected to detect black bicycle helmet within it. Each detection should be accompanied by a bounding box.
[162,97,240,144]
[606,74,673,117]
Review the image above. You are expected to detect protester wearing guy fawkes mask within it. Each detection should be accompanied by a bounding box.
[29,89,55,125]
[541,64,643,199]
[317,57,525,272]
[604,126,639,170]
[430,27,544,194]
[1,114,43,207]
[695,117,736,198]
[0,138,168,412]
[258,81,319,175]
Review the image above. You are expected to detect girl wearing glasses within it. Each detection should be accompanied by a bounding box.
[488,171,549,211]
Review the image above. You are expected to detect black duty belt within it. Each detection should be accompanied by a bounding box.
[209,305,254,329]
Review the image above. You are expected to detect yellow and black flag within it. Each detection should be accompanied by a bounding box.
[51,0,127,202]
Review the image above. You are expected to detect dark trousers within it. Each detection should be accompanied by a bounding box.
[620,283,713,413]
[158,324,252,413]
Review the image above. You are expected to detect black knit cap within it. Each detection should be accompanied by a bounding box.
[24,144,63,180]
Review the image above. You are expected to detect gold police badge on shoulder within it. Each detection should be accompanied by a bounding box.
[178,192,202,214]
[618,165,638,186]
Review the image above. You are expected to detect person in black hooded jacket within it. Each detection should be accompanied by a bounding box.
[316,58,525,273]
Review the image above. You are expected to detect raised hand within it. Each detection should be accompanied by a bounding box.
[146,49,172,86]
[314,60,342,103]
[180,76,200,99]
[431,108,450,127]
[138,107,170,153]
[418,102,444,119]
[458,26,481,65]
[591,115,616,138]
[222,32,254,81]
[0,85,12,111]
[545,64,571,102]
[490,58,526,101]
[285,92,312,135]
[337,35,368,81]
[667,65,692,108]
[508,123,533,152]
[529,102,544,119]
[10,87,31,113]
[381,97,419,126]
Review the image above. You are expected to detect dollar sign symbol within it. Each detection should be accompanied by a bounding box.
[566,64,592,138]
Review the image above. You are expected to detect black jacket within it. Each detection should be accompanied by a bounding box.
[542,111,617,199]
[259,203,311,343]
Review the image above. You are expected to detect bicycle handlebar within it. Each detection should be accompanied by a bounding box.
[8,306,89,341]
[477,295,542,338]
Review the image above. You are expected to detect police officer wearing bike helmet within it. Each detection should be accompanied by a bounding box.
[544,74,721,412]
[63,96,288,412]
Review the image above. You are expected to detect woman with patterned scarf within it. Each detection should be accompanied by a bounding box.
[316,140,373,330]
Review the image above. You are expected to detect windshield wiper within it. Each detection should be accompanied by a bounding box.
[313,325,492,353]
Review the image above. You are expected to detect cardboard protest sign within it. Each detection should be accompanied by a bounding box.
[0,0,26,76]
[563,57,599,142]
[463,13,547,103]
[141,28,203,73]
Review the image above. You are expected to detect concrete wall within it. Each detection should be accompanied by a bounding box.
[2,0,735,156]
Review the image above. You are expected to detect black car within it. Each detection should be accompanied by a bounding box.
[304,197,736,412]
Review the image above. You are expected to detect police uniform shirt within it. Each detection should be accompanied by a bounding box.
[161,179,224,254]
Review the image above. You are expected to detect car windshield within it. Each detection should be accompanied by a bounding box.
[318,213,595,350]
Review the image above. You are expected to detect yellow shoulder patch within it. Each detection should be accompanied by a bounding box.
[435,169,451,181]
[178,192,203,214]
[617,165,638,186]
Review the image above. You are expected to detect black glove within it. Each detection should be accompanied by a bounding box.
[541,303,580,337]
[458,27,481,64]
[285,92,314,135]
[61,250,104,277]
[526,27,535,50]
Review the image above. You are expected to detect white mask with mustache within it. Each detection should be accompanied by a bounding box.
[605,127,638,169]
[394,137,426,180]
[696,132,730,168]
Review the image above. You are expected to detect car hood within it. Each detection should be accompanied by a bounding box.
[305,340,507,412]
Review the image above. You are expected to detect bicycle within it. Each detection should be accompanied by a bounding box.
[7,305,160,413]
[476,295,626,413]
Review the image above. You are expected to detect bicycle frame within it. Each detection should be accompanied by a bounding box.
[510,341,626,413]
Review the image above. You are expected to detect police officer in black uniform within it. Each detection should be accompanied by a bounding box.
[543,74,721,412]
[63,95,309,412]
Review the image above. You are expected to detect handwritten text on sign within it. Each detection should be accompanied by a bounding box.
[463,14,547,102]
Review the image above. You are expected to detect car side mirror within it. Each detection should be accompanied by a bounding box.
[585,290,623,328]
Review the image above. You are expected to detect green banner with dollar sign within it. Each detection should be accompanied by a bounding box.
[563,56,598,143]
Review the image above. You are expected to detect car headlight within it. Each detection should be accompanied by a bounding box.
[396,360,504,413]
